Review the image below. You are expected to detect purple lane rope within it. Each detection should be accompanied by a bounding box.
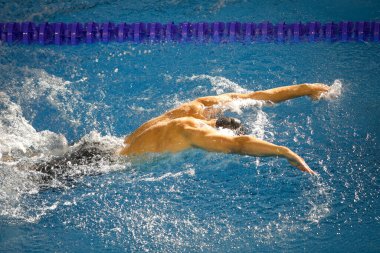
[1,21,379,45]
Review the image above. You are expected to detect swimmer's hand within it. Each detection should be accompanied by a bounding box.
[307,83,330,100]
[289,159,316,175]
[283,148,317,175]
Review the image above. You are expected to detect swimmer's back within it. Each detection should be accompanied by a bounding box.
[121,117,201,155]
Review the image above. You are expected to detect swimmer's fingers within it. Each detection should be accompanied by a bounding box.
[289,160,317,175]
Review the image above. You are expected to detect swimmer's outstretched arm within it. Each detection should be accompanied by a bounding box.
[241,83,330,103]
[196,83,329,105]
[183,126,316,174]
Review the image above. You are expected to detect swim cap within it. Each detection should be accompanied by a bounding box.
[216,117,248,135]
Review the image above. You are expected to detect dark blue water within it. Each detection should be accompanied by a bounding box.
[0,1,379,252]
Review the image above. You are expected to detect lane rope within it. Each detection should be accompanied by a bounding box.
[1,21,379,45]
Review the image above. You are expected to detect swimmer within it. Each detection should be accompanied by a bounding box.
[118,83,331,175]
[27,83,329,179]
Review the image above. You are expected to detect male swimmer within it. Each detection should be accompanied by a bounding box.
[117,83,330,175]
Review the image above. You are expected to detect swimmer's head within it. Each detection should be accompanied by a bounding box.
[216,117,248,136]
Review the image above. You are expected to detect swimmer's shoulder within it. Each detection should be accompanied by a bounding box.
[169,117,214,132]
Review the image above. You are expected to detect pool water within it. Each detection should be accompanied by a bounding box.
[0,1,379,252]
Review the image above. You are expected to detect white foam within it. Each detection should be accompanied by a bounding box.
[21,67,73,108]
[0,163,58,223]
[0,92,69,160]
[128,104,155,113]
[141,168,195,182]
[177,74,249,94]
[220,98,269,114]
[249,110,272,139]
[304,177,333,223]
[0,92,127,222]
[216,127,236,136]
[0,129,127,223]
[6,67,110,133]
[320,79,343,100]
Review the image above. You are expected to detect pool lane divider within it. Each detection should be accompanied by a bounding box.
[1,21,379,45]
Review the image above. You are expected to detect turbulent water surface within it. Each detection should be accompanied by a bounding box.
[1,0,380,252]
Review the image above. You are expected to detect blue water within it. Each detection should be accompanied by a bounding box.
[0,1,379,252]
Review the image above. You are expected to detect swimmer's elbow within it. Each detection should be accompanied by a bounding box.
[232,136,252,153]
[188,133,235,154]
[208,136,244,154]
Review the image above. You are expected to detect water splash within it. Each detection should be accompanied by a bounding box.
[5,67,112,136]
[0,92,127,222]
[177,74,249,94]
[177,74,273,138]
[320,79,343,100]
[17,67,79,123]
[0,72,334,252]
[249,110,273,140]
[221,98,270,115]
[216,127,236,136]
[140,168,195,182]
[0,134,126,223]
[0,92,68,160]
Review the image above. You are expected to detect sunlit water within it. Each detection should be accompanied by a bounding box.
[1,1,379,252]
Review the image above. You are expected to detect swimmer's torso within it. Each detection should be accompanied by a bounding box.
[120,101,219,155]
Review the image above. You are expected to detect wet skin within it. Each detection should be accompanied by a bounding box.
[119,83,330,174]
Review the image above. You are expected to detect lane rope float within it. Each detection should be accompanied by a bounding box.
[1,21,379,45]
